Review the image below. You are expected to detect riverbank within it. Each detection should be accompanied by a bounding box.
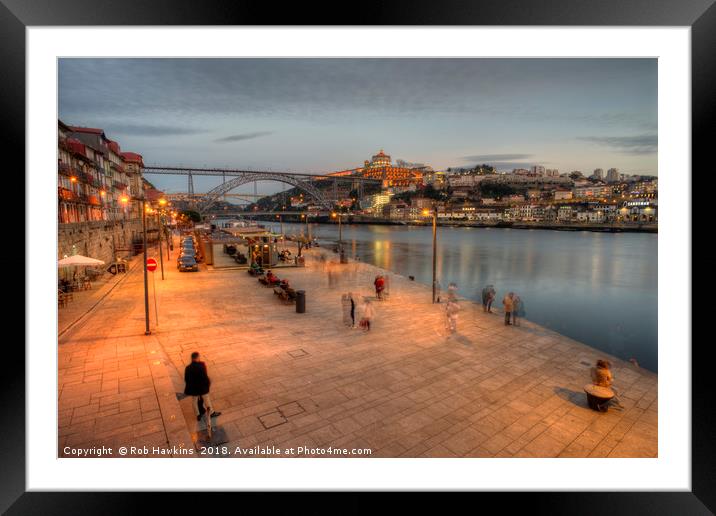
[58,241,657,458]
[252,216,657,233]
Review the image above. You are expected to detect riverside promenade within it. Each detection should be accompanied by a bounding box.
[58,240,657,458]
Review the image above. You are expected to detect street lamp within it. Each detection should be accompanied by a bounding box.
[118,195,150,334]
[423,206,438,303]
[154,205,165,280]
[139,196,151,334]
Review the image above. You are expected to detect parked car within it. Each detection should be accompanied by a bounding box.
[177,255,199,272]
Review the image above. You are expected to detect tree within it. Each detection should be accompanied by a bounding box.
[478,182,520,199]
[180,210,202,222]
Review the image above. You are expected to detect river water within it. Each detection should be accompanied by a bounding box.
[259,220,658,372]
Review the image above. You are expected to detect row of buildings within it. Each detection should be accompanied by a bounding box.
[58,120,154,224]
[57,120,166,263]
[369,195,657,224]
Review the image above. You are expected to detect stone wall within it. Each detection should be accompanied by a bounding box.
[58,218,159,265]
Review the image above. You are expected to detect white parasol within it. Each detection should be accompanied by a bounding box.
[58,255,105,267]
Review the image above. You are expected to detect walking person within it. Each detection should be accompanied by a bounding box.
[374,275,385,301]
[447,282,458,302]
[349,292,356,328]
[513,294,525,326]
[502,292,514,325]
[361,298,374,331]
[184,352,221,422]
[341,293,352,326]
[484,285,496,313]
[446,298,460,335]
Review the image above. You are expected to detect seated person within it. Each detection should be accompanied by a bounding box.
[590,359,613,387]
[584,359,620,412]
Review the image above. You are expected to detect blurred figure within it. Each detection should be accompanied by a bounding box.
[360,298,374,331]
[446,298,460,334]
[341,293,352,327]
[502,292,514,325]
[512,294,525,326]
[447,282,458,302]
[482,285,496,312]
[349,292,356,328]
[374,275,385,300]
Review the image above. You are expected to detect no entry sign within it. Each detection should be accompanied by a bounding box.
[146,257,158,272]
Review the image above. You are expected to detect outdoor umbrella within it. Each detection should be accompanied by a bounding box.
[57,255,105,267]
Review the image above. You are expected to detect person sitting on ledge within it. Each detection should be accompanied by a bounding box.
[584,359,622,412]
[591,359,613,387]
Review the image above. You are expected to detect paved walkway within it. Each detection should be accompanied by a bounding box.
[58,258,139,336]
[58,240,657,458]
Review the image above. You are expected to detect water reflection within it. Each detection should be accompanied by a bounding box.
[278,221,658,371]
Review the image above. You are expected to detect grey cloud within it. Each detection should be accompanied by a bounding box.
[104,123,206,137]
[577,134,657,155]
[213,131,273,143]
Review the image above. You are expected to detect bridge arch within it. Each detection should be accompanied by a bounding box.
[198,172,334,214]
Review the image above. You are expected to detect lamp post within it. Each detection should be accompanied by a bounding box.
[122,193,150,335]
[154,209,165,280]
[102,189,117,264]
[156,198,167,280]
[423,206,438,303]
[140,197,151,335]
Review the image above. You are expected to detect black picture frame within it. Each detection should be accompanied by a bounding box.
[3,0,708,513]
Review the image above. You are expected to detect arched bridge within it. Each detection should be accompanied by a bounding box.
[143,165,380,214]
[201,172,333,213]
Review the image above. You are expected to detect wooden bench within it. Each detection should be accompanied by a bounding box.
[273,286,296,303]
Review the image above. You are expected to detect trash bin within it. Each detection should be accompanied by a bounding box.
[296,290,306,313]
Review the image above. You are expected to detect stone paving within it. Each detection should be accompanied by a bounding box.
[58,237,657,458]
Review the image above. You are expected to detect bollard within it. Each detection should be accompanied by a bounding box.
[296,290,306,313]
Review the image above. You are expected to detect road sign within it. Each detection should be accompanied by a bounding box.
[146,257,158,272]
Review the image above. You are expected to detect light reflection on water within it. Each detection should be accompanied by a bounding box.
[266,221,658,372]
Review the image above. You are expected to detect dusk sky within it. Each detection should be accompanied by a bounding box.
[59,58,657,195]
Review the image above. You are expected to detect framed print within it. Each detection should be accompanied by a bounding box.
[3,0,710,512]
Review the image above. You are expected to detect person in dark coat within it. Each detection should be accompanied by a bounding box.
[184,352,221,421]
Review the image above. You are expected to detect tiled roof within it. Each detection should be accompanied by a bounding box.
[121,152,144,165]
[69,126,105,135]
[107,140,121,153]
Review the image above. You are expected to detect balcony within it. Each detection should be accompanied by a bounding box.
[58,162,73,176]
[58,187,78,201]
[113,181,128,191]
